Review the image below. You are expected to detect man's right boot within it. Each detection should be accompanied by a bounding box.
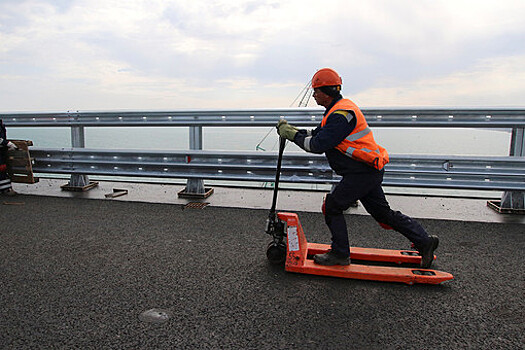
[418,235,439,269]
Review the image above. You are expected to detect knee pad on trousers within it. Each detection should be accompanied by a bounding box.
[375,211,412,232]
[371,210,397,230]
[378,222,393,230]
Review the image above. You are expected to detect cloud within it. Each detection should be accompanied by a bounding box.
[352,55,525,107]
[0,0,524,110]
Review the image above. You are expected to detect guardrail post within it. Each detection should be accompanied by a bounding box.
[188,126,204,193]
[61,112,97,191]
[498,127,525,211]
[509,127,525,157]
[178,125,213,198]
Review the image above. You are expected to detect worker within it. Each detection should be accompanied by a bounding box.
[0,119,18,196]
[277,68,439,268]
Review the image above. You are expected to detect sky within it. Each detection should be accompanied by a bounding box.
[1,0,524,111]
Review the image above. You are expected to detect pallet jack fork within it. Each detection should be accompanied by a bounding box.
[276,212,453,285]
[265,137,454,285]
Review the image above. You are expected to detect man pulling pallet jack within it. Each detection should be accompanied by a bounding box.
[266,68,450,284]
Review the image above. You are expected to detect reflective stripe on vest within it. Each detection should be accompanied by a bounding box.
[345,146,381,157]
[345,126,371,142]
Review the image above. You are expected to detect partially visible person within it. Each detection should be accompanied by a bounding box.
[0,119,18,196]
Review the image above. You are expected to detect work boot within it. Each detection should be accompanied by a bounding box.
[313,250,350,266]
[418,236,439,269]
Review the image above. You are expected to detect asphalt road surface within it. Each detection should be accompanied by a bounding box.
[1,195,523,349]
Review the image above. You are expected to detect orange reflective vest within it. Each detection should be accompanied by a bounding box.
[321,99,389,170]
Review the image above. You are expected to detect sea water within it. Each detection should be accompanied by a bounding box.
[7,126,511,155]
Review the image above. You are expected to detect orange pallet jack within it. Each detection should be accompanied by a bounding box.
[265,138,453,285]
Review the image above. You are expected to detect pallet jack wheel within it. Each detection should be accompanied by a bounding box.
[266,241,286,265]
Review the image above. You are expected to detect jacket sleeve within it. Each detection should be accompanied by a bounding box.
[0,123,7,147]
[293,111,356,153]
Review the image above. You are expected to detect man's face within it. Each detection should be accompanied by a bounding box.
[313,88,332,108]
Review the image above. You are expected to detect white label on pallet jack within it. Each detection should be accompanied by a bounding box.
[287,226,299,251]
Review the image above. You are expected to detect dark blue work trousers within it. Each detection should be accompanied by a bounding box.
[324,170,431,257]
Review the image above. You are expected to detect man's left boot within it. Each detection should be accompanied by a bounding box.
[313,250,351,266]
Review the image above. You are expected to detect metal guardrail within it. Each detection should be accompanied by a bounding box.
[2,108,524,208]
[23,148,525,191]
[2,108,525,127]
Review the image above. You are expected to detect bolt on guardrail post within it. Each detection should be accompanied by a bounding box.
[499,127,525,211]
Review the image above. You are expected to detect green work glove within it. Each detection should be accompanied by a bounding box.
[276,120,298,141]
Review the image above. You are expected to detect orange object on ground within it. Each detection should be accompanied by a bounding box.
[277,212,454,285]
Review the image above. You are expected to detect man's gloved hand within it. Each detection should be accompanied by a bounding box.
[276,119,288,128]
[276,119,298,141]
[7,141,18,150]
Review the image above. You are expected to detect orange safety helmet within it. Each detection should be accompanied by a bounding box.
[311,68,342,89]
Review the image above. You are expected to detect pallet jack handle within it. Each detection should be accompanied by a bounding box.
[265,136,288,263]
[269,136,287,218]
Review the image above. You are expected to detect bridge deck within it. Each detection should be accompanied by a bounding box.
[1,181,524,349]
